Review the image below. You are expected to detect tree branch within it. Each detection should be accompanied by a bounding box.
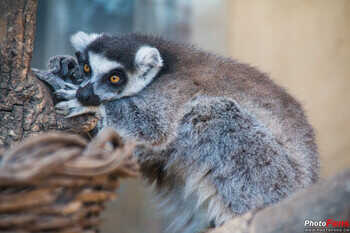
[208,170,350,233]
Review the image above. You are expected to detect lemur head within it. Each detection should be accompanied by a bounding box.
[70,31,163,106]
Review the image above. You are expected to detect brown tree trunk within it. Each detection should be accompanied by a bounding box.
[0,0,39,147]
[0,0,97,149]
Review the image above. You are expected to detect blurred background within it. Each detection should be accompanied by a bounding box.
[31,0,350,232]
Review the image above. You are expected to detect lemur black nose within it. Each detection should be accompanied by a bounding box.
[76,83,100,106]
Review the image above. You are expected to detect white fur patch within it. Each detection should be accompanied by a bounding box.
[70,31,102,52]
[88,52,122,82]
[122,46,163,97]
[135,46,163,70]
[122,73,152,97]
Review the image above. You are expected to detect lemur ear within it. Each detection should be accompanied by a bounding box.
[135,46,163,73]
[70,31,102,52]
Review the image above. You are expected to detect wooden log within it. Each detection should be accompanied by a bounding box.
[209,170,350,233]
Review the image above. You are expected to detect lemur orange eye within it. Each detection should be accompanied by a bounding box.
[109,75,120,84]
[83,64,90,73]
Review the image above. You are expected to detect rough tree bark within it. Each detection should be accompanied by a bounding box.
[0,0,98,149]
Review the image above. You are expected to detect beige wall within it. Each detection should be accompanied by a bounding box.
[228,0,350,177]
[191,0,230,56]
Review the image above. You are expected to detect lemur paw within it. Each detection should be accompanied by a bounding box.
[55,99,98,118]
[54,88,77,100]
[48,55,84,85]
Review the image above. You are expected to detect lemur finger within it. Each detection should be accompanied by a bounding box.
[32,68,66,90]
[55,101,73,115]
[55,99,97,118]
[48,56,63,74]
[61,57,78,77]
[54,89,77,100]
[60,59,70,77]
[33,68,79,92]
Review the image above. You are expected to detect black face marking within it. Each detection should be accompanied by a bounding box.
[86,34,171,75]
[87,34,139,72]
[104,68,127,87]
[93,68,128,97]
[76,82,100,106]
[75,51,92,78]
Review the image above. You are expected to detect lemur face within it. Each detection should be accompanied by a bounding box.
[70,31,163,106]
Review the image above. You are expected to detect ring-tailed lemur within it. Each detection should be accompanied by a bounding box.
[35,32,319,233]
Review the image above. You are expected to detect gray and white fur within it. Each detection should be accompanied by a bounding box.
[39,31,319,233]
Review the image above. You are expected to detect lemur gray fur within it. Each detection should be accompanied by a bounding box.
[35,31,319,233]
